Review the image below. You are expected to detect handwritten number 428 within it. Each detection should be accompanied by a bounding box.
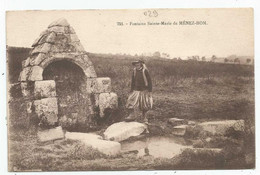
[144,10,158,17]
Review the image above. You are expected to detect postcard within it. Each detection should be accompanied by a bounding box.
[6,8,254,171]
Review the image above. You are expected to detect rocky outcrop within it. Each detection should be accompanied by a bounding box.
[104,122,147,142]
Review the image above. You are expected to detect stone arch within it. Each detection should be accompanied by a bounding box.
[40,54,97,78]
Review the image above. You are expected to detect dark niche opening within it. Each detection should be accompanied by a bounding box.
[43,60,91,131]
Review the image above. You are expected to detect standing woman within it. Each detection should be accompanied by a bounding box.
[125,60,153,123]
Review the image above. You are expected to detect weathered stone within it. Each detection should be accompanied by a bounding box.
[87,77,112,93]
[99,92,118,117]
[65,132,102,141]
[81,139,121,156]
[70,34,80,42]
[188,121,196,125]
[26,101,33,113]
[72,42,85,52]
[172,125,188,136]
[48,26,66,33]
[198,120,245,135]
[19,67,30,82]
[22,57,30,68]
[48,18,70,28]
[168,118,188,126]
[20,82,30,97]
[33,97,58,125]
[37,126,64,142]
[34,80,56,98]
[104,122,146,142]
[31,43,52,54]
[30,53,47,66]
[32,30,48,47]
[69,26,76,34]
[28,66,43,81]
[38,32,56,45]
[83,66,97,78]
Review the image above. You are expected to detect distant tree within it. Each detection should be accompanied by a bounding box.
[211,55,217,62]
[153,51,161,58]
[224,58,229,63]
[246,58,251,64]
[234,58,240,64]
[201,56,206,61]
[178,57,182,61]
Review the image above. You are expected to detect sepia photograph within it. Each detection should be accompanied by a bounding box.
[6,9,255,171]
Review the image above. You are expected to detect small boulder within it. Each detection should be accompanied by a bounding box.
[81,139,121,156]
[172,125,188,136]
[37,126,64,142]
[65,132,102,141]
[104,122,147,142]
[168,118,187,126]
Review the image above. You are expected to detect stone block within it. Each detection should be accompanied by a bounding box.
[81,139,121,156]
[104,122,146,142]
[172,125,188,136]
[22,57,30,68]
[34,80,56,98]
[198,120,245,136]
[19,67,31,82]
[33,97,58,126]
[32,43,52,54]
[28,66,43,81]
[37,126,64,142]
[99,92,118,117]
[168,118,188,126]
[30,53,47,66]
[20,82,31,97]
[87,77,111,93]
[65,132,102,141]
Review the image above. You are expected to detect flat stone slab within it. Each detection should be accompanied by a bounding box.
[104,122,147,142]
[37,126,64,142]
[172,125,188,136]
[65,132,102,141]
[168,118,188,126]
[198,120,245,135]
[81,139,121,156]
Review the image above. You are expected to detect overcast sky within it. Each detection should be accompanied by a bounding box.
[6,9,254,58]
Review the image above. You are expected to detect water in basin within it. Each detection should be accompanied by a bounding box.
[121,136,193,158]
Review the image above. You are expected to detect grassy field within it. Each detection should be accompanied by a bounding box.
[8,48,255,171]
